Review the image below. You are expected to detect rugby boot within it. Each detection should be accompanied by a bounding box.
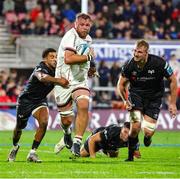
[125,157,134,162]
[64,133,73,149]
[54,137,66,154]
[27,152,42,163]
[71,141,81,157]
[144,136,152,147]
[7,145,20,162]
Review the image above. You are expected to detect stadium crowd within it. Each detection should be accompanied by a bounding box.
[0,0,180,39]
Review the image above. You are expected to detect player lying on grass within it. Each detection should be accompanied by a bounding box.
[54,122,141,158]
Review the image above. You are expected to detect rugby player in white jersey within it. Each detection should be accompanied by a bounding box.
[54,13,96,157]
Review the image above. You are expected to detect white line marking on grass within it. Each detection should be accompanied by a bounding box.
[0,171,110,175]
[138,171,176,175]
[19,149,54,154]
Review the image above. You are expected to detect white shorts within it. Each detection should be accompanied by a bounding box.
[54,82,89,107]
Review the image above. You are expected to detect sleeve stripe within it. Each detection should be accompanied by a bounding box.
[164,62,168,69]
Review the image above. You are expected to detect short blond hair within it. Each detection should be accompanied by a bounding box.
[136,40,149,51]
[76,13,92,21]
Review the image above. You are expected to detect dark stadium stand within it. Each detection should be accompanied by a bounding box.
[0,0,179,39]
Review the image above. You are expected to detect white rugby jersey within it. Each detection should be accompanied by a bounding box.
[56,28,92,86]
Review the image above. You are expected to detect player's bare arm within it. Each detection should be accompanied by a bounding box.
[64,48,95,64]
[168,74,177,118]
[35,72,69,87]
[117,74,132,110]
[88,132,101,158]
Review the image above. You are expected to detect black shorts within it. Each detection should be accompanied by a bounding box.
[16,98,48,128]
[128,93,162,120]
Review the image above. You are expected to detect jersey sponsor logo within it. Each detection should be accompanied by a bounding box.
[137,76,155,81]
[132,71,137,76]
[148,69,155,74]
[18,114,24,118]
[166,66,173,75]
[164,62,168,69]
[153,113,158,119]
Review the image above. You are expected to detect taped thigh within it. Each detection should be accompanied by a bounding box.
[72,88,90,103]
[141,119,156,132]
[76,95,90,103]
[58,99,74,117]
[129,110,143,123]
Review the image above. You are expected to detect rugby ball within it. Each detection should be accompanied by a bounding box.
[77,44,90,55]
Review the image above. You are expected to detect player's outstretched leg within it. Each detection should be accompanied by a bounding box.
[54,137,66,154]
[7,126,22,162]
[7,145,20,162]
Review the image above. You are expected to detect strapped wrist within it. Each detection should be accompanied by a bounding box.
[87,54,93,61]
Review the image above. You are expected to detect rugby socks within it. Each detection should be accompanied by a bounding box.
[30,149,36,154]
[60,121,71,135]
[13,139,19,147]
[63,127,71,135]
[32,140,40,150]
[128,136,139,160]
[13,130,22,146]
[73,136,82,144]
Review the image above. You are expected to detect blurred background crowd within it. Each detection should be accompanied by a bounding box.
[0,0,180,39]
[0,0,180,110]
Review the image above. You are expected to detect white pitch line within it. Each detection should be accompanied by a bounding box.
[138,171,176,175]
[0,171,110,175]
[15,149,54,154]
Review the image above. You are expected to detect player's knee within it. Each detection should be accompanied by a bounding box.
[130,110,143,123]
[17,119,28,129]
[141,120,156,134]
[60,116,72,126]
[39,120,48,129]
[76,95,89,109]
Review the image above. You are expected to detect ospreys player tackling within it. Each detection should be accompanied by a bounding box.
[7,48,69,163]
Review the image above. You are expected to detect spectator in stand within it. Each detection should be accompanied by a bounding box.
[169,54,180,109]
[2,0,15,15]
[35,12,45,34]
[98,60,110,87]
[0,88,11,109]
[25,0,37,12]
[30,4,42,22]
[111,89,125,109]
[2,0,180,39]
[0,69,9,90]
[0,1,3,16]
[62,4,76,22]
[110,62,121,86]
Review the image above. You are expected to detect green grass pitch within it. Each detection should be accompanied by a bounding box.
[0,130,180,178]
